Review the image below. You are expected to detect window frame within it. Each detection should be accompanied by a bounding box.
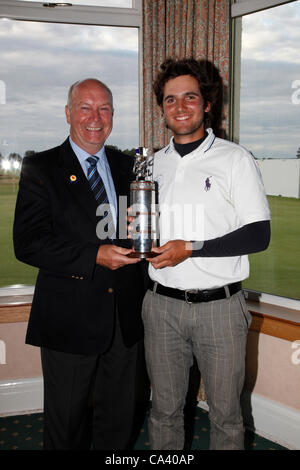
[231,0,293,17]
[230,0,300,310]
[0,0,143,297]
[0,0,142,26]
[0,0,143,139]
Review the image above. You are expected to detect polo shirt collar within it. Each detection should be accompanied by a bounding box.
[165,128,215,156]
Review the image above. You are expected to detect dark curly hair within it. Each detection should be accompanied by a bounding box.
[153,57,222,130]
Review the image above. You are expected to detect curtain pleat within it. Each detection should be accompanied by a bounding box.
[142,0,230,151]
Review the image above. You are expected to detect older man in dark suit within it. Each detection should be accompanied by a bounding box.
[13,78,148,450]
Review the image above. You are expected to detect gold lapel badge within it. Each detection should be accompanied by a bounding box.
[70,174,77,183]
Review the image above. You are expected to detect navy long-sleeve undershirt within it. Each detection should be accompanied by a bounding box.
[191,220,270,257]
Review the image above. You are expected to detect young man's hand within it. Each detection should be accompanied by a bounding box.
[147,240,192,269]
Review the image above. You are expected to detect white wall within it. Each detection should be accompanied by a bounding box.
[256,159,300,198]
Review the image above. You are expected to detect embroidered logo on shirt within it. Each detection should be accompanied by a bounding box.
[204,176,212,191]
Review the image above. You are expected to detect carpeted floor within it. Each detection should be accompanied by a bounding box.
[0,406,288,451]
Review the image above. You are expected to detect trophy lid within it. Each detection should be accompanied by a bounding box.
[134,147,153,181]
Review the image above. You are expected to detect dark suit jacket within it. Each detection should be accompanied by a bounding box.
[13,139,146,355]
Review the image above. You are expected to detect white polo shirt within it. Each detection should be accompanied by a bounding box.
[149,128,271,290]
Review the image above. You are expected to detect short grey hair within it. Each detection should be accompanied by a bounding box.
[67,78,114,110]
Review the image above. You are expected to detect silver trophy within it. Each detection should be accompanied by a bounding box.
[128,147,158,258]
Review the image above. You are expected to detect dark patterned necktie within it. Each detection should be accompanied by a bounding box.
[86,155,115,239]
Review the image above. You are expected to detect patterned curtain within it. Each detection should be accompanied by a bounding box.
[142,0,230,402]
[142,0,230,151]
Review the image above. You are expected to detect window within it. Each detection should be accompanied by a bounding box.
[0,1,141,288]
[232,0,300,301]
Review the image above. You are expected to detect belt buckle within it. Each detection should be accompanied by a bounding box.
[184,289,200,304]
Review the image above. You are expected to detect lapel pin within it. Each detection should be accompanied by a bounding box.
[69,174,78,183]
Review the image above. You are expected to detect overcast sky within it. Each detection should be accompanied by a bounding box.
[239,0,300,158]
[0,18,138,157]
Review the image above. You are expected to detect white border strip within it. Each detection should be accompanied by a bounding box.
[231,0,293,18]
[0,285,34,297]
[244,289,300,313]
[0,377,43,416]
[199,392,300,450]
[1,377,299,449]
[0,0,142,26]
[259,292,300,312]
[241,391,300,450]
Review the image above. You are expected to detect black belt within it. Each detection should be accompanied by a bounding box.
[148,280,241,304]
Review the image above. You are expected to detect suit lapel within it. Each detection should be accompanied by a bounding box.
[58,141,132,232]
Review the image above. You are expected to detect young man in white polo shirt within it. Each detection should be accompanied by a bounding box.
[142,58,271,450]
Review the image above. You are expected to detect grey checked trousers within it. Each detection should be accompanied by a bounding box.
[142,288,252,450]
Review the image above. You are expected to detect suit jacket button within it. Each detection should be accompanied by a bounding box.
[108,288,114,294]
